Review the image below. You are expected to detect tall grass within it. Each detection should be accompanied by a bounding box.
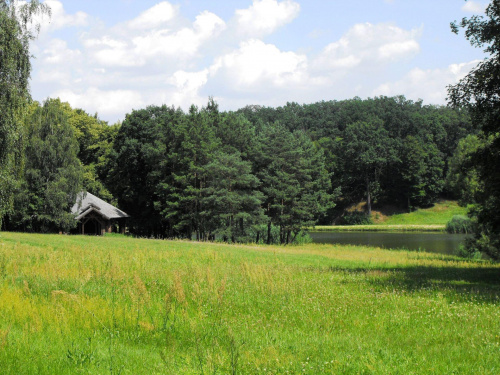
[0,232,499,374]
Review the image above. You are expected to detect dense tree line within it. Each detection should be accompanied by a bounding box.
[4,99,115,232]
[105,100,332,243]
[1,94,477,244]
[238,96,474,217]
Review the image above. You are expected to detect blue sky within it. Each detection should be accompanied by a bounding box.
[29,0,489,123]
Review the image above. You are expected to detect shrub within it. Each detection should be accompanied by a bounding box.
[455,243,482,260]
[446,215,473,234]
[292,231,313,245]
[340,211,372,225]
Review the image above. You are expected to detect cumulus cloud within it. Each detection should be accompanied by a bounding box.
[29,1,472,123]
[211,39,308,88]
[313,23,421,72]
[462,1,486,13]
[82,9,225,68]
[128,2,178,30]
[31,0,88,32]
[167,69,211,108]
[41,39,81,65]
[374,60,480,104]
[55,88,144,118]
[235,0,300,37]
[132,11,226,60]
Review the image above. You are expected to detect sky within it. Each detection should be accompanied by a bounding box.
[28,0,489,123]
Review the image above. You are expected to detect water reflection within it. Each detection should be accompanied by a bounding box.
[309,231,468,255]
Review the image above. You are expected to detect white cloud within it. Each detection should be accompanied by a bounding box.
[374,60,481,104]
[132,11,225,60]
[167,69,210,108]
[211,39,308,87]
[35,0,88,32]
[55,88,144,119]
[314,23,421,72]
[38,69,70,84]
[82,9,225,68]
[41,39,81,64]
[28,1,476,123]
[128,2,178,30]
[235,0,300,37]
[462,1,486,13]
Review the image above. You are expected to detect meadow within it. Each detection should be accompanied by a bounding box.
[0,232,499,374]
[316,201,468,232]
[377,200,467,226]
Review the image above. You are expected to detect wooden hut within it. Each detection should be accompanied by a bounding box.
[72,192,129,235]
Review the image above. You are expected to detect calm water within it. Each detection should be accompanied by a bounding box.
[309,231,468,255]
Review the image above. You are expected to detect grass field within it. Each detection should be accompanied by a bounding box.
[0,232,499,374]
[317,201,468,232]
[377,200,468,226]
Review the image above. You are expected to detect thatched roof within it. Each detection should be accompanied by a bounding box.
[72,192,129,221]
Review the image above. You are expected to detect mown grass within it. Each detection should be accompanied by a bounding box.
[0,232,499,374]
[380,200,468,226]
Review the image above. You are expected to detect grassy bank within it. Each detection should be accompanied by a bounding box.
[319,201,468,232]
[314,224,446,232]
[0,232,499,374]
[379,200,467,226]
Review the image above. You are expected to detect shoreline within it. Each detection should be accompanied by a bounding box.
[312,224,446,232]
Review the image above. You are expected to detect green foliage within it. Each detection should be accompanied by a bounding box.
[107,100,334,243]
[341,211,373,225]
[449,1,500,260]
[67,107,117,202]
[8,99,83,232]
[446,215,473,234]
[455,243,483,260]
[107,105,184,237]
[446,134,483,205]
[202,151,265,243]
[257,123,334,244]
[239,96,472,218]
[0,0,49,227]
[342,120,397,214]
[401,135,444,208]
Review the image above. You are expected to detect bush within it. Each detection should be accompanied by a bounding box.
[292,231,313,245]
[455,243,482,260]
[340,211,372,225]
[446,215,473,234]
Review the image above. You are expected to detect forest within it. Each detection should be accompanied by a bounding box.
[1,0,499,259]
[1,95,477,244]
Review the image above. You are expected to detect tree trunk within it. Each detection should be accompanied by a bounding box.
[366,177,372,217]
[267,222,272,245]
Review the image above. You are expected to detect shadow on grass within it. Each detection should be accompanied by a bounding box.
[321,265,500,302]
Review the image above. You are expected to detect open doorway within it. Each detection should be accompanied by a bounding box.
[82,218,102,235]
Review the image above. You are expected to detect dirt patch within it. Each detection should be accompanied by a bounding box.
[370,211,388,224]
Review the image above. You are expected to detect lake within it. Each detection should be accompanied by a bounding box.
[309,231,468,255]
